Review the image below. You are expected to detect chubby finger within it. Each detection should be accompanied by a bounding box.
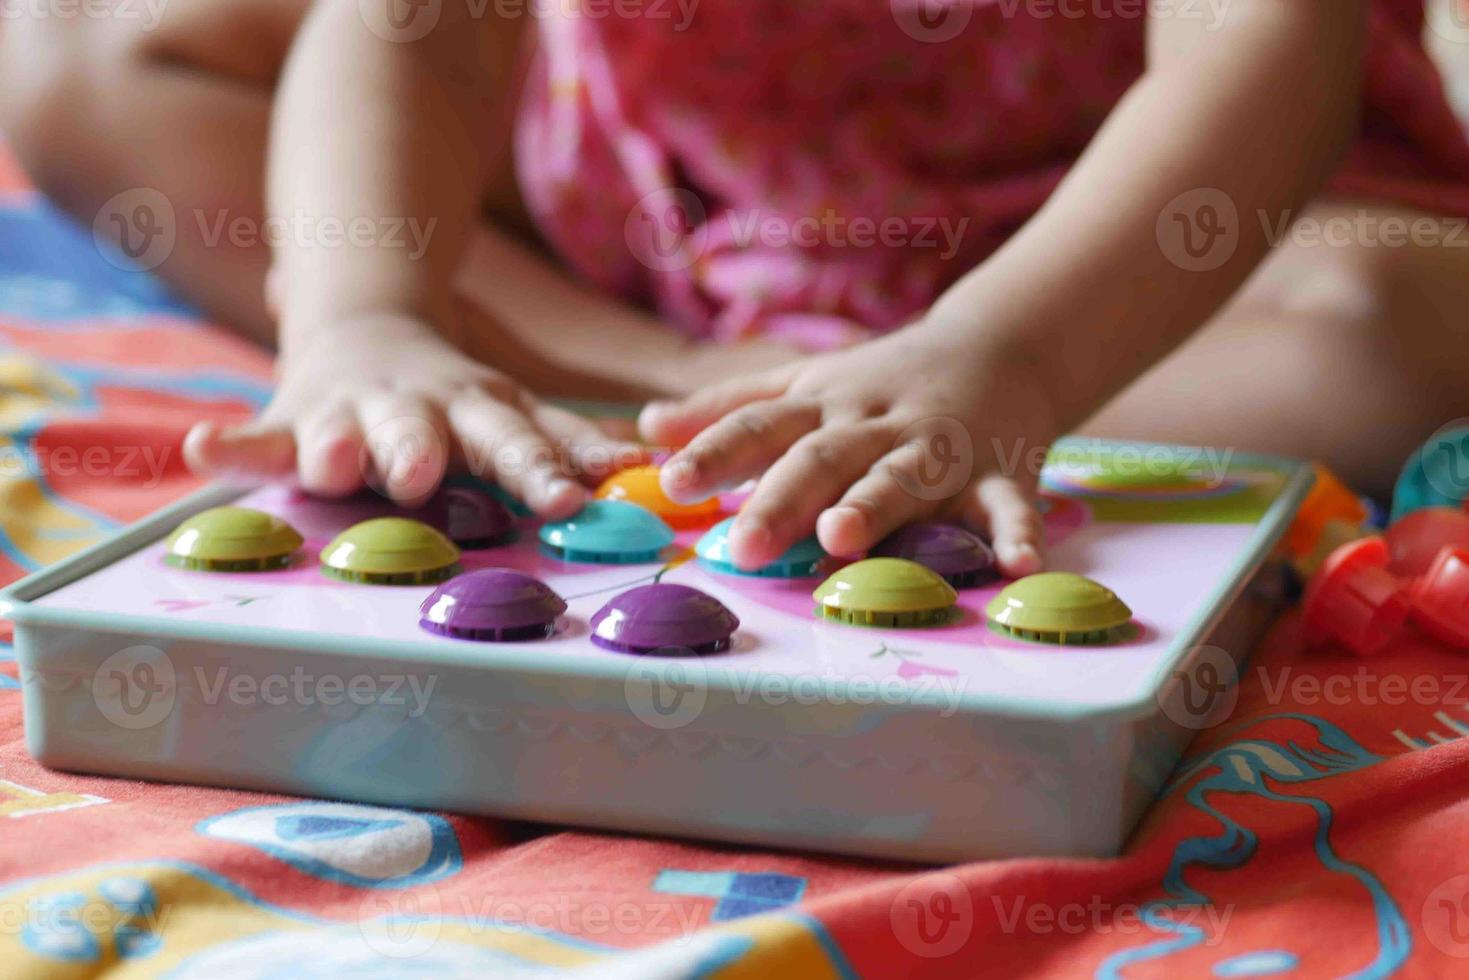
[659,399,821,504]
[183,419,296,482]
[447,396,588,518]
[294,405,366,498]
[967,474,1044,576]
[638,368,796,449]
[728,425,890,570]
[356,394,450,504]
[814,441,948,558]
[528,402,650,487]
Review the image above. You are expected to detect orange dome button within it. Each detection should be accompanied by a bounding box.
[595,465,724,531]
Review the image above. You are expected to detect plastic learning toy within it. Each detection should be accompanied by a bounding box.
[812,558,959,627]
[589,583,739,655]
[986,573,1134,645]
[165,507,302,572]
[539,499,675,564]
[419,569,567,642]
[696,517,826,578]
[1391,426,1469,523]
[595,465,724,530]
[319,517,461,585]
[6,440,1311,862]
[870,523,998,588]
[1408,546,1469,650]
[1385,507,1469,578]
[1301,537,1411,656]
[423,486,516,548]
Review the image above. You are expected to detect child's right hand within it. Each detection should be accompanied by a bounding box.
[183,315,645,517]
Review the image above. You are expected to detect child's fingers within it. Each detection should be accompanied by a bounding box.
[660,399,821,504]
[813,444,948,558]
[355,394,449,504]
[447,396,589,518]
[182,420,296,481]
[638,369,796,448]
[528,402,651,486]
[968,474,1044,577]
[294,406,367,498]
[727,425,890,570]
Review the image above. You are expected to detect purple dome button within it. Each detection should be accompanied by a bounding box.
[419,568,566,642]
[425,486,515,549]
[871,523,998,589]
[590,584,739,656]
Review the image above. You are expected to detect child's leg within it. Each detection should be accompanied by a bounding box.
[0,3,802,402]
[0,0,308,342]
[1081,200,1469,499]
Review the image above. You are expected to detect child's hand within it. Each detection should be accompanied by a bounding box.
[184,315,645,516]
[640,323,1054,576]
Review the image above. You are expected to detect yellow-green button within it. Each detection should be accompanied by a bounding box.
[986,572,1132,645]
[166,507,303,572]
[320,517,461,585]
[812,558,958,628]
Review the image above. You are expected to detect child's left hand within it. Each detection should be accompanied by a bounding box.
[639,321,1055,576]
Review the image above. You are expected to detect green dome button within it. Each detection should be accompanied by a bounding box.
[812,558,958,628]
[320,517,461,585]
[166,507,303,572]
[986,572,1133,645]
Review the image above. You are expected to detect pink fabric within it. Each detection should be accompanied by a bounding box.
[515,0,1469,350]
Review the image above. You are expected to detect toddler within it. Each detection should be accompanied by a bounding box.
[5,0,1469,574]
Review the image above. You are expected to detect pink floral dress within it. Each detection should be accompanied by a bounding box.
[515,0,1469,350]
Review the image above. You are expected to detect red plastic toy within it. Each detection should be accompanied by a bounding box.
[1385,507,1469,578]
[1301,536,1412,656]
[1410,546,1469,649]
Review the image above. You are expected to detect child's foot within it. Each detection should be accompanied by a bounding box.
[640,322,1055,576]
[185,315,647,515]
